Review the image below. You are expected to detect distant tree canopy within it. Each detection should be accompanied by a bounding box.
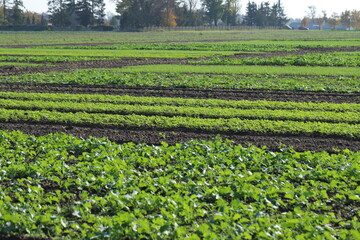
[1,0,358,30]
[47,0,105,27]
[116,0,241,29]
[243,0,288,27]
[117,0,166,28]
[117,0,206,29]
[202,0,224,26]
[0,0,26,24]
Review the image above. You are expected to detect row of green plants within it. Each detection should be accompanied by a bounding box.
[191,52,360,67]
[34,42,299,52]
[0,131,359,239]
[0,108,359,139]
[1,31,360,45]
[0,62,42,67]
[0,55,112,63]
[2,71,359,92]
[117,64,360,78]
[0,48,235,59]
[32,39,360,51]
[1,97,359,124]
[1,91,359,112]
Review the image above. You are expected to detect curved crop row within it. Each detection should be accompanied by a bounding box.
[2,71,360,92]
[0,55,111,63]
[33,42,299,52]
[0,108,359,138]
[191,52,360,67]
[1,91,359,112]
[1,98,359,124]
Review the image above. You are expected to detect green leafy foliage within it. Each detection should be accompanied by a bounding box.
[1,32,360,240]
[34,42,299,52]
[30,39,360,51]
[0,92,359,124]
[2,70,360,92]
[0,108,359,139]
[0,131,359,239]
[1,91,359,112]
[192,52,360,67]
[0,48,236,59]
[0,55,112,63]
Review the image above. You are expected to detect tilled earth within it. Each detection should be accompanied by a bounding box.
[0,82,359,152]
[0,122,358,153]
[0,82,359,103]
[0,45,359,152]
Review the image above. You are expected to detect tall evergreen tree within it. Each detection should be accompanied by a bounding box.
[176,0,202,26]
[271,0,288,27]
[1,0,12,23]
[40,13,48,25]
[116,0,169,28]
[244,1,257,26]
[340,10,351,30]
[201,0,224,26]
[92,0,105,25]
[244,0,288,27]
[76,0,92,26]
[48,0,74,27]
[256,1,271,26]
[11,0,24,25]
[76,0,106,26]
[222,0,239,26]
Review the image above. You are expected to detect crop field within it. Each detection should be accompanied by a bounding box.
[0,30,359,239]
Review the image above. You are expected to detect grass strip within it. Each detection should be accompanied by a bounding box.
[117,64,360,76]
[1,30,360,45]
[31,39,360,50]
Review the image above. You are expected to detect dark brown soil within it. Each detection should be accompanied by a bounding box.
[0,58,189,76]
[0,82,358,103]
[1,45,359,152]
[1,122,358,153]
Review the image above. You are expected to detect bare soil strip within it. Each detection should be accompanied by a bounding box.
[0,58,189,76]
[1,122,358,153]
[0,82,358,103]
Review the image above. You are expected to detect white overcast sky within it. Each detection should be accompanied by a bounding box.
[22,0,359,19]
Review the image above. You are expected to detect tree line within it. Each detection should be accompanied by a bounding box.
[300,6,360,30]
[243,1,288,27]
[117,0,288,29]
[0,0,288,29]
[0,0,359,30]
[1,0,47,25]
[47,0,105,27]
[0,0,105,27]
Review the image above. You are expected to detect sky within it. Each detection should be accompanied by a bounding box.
[22,0,117,14]
[22,0,359,19]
